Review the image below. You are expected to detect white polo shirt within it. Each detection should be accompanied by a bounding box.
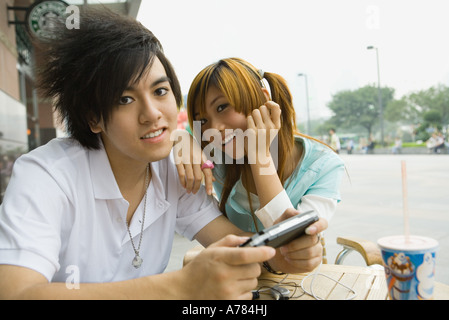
[0,138,221,283]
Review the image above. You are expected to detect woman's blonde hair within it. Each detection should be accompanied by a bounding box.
[187,57,313,217]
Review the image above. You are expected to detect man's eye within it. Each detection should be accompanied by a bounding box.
[155,88,169,96]
[119,96,134,105]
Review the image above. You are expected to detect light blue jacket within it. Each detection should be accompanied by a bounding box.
[212,136,345,232]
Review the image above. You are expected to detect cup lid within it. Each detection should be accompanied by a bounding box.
[377,235,439,251]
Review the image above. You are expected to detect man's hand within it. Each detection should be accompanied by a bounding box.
[178,235,275,300]
[267,208,328,274]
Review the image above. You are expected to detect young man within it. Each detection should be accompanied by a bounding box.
[0,9,325,299]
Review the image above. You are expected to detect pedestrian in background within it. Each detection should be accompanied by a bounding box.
[329,128,341,154]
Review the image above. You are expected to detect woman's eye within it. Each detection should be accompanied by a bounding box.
[119,96,134,105]
[217,104,228,112]
[199,118,208,126]
[155,87,169,96]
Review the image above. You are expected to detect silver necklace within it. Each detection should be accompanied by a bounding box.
[126,163,149,269]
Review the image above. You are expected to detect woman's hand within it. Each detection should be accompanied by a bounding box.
[245,101,281,164]
[172,129,214,195]
[266,209,328,274]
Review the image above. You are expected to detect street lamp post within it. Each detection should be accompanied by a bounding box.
[367,45,384,146]
[297,73,311,135]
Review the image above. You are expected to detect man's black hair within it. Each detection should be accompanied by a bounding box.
[35,8,182,149]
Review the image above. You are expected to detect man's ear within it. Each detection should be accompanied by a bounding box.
[261,87,271,102]
[88,118,103,134]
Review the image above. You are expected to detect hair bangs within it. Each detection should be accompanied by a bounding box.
[188,59,266,131]
[214,60,266,116]
[124,49,156,90]
[87,48,153,133]
[187,65,213,133]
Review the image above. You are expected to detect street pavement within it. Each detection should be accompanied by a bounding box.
[165,154,449,285]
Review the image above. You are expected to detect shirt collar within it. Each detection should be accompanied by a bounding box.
[88,141,171,216]
[123,158,171,243]
[88,142,123,200]
[294,135,313,168]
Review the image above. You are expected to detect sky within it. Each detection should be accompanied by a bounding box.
[137,0,449,124]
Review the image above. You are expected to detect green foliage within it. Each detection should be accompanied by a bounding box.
[401,142,426,148]
[325,83,449,142]
[409,84,449,125]
[423,110,443,124]
[326,84,394,137]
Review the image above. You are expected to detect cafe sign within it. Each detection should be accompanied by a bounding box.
[26,0,69,39]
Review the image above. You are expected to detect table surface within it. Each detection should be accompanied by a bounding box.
[257,264,449,300]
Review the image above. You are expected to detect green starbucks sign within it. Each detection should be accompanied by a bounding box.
[26,0,69,39]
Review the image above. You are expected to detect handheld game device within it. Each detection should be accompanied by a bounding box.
[240,210,319,248]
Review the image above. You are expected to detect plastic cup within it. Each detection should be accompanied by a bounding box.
[377,235,439,300]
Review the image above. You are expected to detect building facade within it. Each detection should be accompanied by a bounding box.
[0,0,141,202]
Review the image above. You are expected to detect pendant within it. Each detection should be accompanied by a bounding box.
[132,255,143,269]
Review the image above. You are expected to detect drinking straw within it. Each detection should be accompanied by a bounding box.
[401,160,410,243]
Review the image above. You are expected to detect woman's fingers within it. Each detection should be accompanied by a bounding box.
[265,101,282,128]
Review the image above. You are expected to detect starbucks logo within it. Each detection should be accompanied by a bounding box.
[26,0,69,39]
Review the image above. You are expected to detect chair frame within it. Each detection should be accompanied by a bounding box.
[335,236,383,266]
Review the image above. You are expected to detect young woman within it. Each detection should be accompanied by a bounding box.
[187,58,345,233]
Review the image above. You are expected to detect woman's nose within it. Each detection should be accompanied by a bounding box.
[208,117,225,131]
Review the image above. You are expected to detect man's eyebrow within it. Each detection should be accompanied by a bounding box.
[151,76,171,87]
[125,76,171,91]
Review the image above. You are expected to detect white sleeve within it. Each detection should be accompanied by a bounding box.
[0,155,67,281]
[255,190,294,227]
[255,190,337,228]
[297,194,337,223]
[175,186,222,241]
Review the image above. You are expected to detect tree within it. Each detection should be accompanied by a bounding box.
[384,98,420,124]
[408,84,449,129]
[326,85,394,138]
[423,110,443,126]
